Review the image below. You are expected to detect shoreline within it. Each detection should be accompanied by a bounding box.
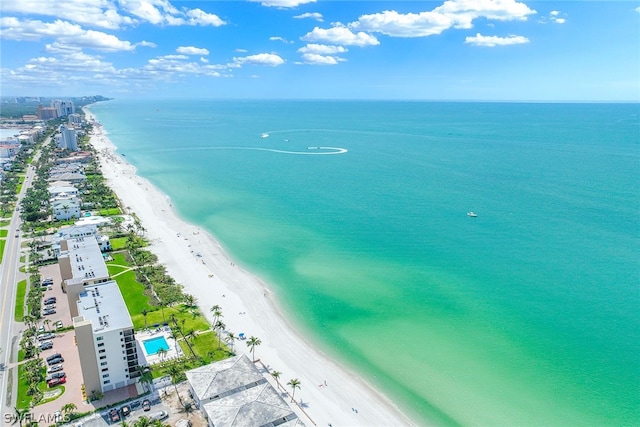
[84,106,418,427]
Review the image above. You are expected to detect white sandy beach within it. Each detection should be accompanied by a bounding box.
[84,108,416,427]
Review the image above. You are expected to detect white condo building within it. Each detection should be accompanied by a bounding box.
[73,281,141,394]
[58,125,78,151]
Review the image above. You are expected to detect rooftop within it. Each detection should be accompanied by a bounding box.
[63,236,109,281]
[187,355,303,427]
[75,280,132,333]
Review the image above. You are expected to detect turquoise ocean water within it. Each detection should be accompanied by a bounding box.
[90,100,639,426]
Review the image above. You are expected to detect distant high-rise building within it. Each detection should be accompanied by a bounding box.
[58,125,78,151]
[36,104,58,120]
[68,114,83,125]
[52,100,75,117]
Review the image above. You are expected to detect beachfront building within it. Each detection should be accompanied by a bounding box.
[57,125,79,151]
[186,354,303,427]
[47,172,86,184]
[68,113,83,125]
[57,151,92,164]
[52,199,81,221]
[51,224,111,256]
[73,281,141,395]
[48,184,79,199]
[52,100,75,117]
[58,236,110,317]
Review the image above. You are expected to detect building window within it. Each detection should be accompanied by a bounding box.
[102,374,109,378]
[96,336,103,341]
[104,380,110,385]
[99,356,106,360]
[120,332,123,335]
[100,362,107,366]
[101,368,108,372]
[99,349,105,354]
[97,343,104,348]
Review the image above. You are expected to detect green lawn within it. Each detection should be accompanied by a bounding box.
[16,364,66,410]
[0,230,8,237]
[109,237,128,251]
[0,239,5,264]
[111,269,151,316]
[14,280,26,321]
[183,330,230,362]
[0,220,10,227]
[98,208,121,216]
[132,305,210,331]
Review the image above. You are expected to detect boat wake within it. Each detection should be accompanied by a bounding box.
[152,146,348,156]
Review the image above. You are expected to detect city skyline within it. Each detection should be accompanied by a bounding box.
[1,0,638,101]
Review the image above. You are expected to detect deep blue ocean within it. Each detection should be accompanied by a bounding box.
[90,100,639,426]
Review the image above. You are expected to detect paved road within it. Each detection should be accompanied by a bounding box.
[0,158,38,423]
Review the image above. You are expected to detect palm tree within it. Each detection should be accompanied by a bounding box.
[214,321,226,350]
[184,294,196,308]
[157,348,167,364]
[61,402,77,417]
[133,417,152,427]
[226,332,237,354]
[43,319,50,332]
[166,363,184,406]
[158,301,167,323]
[210,305,222,325]
[246,336,261,362]
[141,309,148,329]
[271,371,282,390]
[287,378,301,403]
[138,366,154,392]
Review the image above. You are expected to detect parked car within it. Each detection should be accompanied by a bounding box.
[150,411,168,421]
[45,372,66,381]
[47,357,64,365]
[129,401,141,410]
[47,377,66,387]
[38,332,55,341]
[37,326,45,333]
[109,408,120,423]
[46,353,62,362]
[42,309,56,316]
[54,320,63,329]
[39,341,53,350]
[120,405,130,417]
[43,301,56,307]
[141,399,151,411]
[47,364,63,373]
[44,297,57,304]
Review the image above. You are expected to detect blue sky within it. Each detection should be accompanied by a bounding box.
[1,0,638,100]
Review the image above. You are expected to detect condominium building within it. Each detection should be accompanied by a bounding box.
[52,100,75,117]
[37,105,58,121]
[57,125,78,151]
[73,281,140,395]
[68,114,83,125]
[58,236,109,317]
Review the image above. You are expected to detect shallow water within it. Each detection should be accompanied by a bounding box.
[91,100,640,426]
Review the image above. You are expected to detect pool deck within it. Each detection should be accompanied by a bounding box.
[136,327,184,366]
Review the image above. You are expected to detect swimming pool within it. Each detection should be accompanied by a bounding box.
[143,336,169,355]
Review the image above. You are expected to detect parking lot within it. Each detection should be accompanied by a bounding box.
[60,393,171,426]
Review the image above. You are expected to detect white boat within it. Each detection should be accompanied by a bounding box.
[261,133,269,138]
[467,212,478,217]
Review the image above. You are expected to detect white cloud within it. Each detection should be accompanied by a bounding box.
[550,10,560,16]
[350,10,455,37]
[119,0,226,27]
[250,0,316,7]
[553,18,566,24]
[0,17,152,52]
[270,36,293,44]
[350,0,536,37]
[465,33,529,47]
[298,44,347,54]
[177,46,210,55]
[235,48,248,53]
[301,25,379,46]
[1,0,225,29]
[200,57,209,63]
[293,12,323,22]
[0,0,134,30]
[233,53,285,67]
[300,53,346,65]
[636,6,640,13]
